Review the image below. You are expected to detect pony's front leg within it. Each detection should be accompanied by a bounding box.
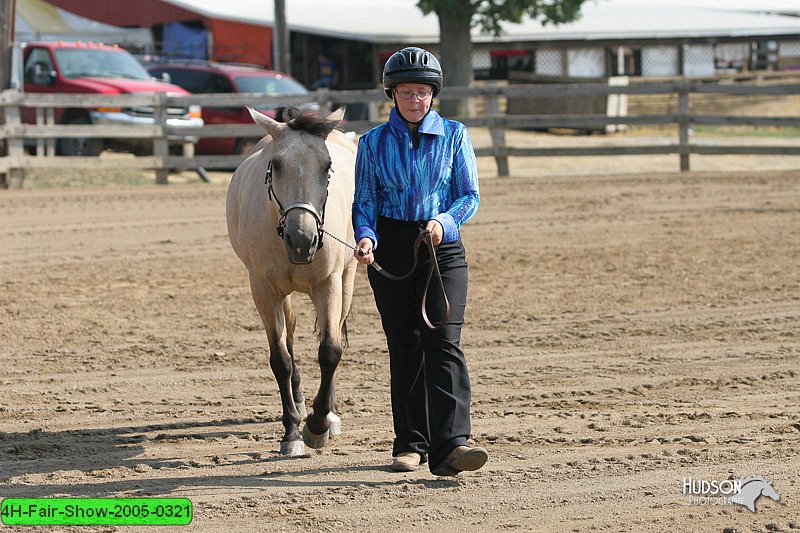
[283,297,307,419]
[302,275,344,449]
[267,335,305,455]
[250,278,305,456]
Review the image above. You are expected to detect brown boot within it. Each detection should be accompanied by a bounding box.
[431,446,488,476]
[391,452,422,472]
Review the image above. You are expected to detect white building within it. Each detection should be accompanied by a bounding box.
[42,0,800,85]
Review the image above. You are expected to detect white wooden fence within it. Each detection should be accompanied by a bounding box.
[1,79,799,188]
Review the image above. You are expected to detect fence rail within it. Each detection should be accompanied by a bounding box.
[1,79,800,187]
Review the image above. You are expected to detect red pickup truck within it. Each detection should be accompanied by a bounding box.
[20,41,203,156]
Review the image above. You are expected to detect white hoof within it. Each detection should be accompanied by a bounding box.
[296,402,308,419]
[279,440,306,456]
[302,422,329,449]
[326,412,342,437]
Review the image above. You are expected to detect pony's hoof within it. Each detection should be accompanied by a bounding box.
[279,440,306,456]
[326,412,342,437]
[302,422,329,449]
[296,402,308,419]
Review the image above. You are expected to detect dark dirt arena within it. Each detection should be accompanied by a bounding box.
[1,137,799,531]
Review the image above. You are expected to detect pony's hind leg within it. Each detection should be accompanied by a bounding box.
[302,275,344,449]
[323,259,355,439]
[341,258,357,332]
[250,277,305,455]
[283,296,307,418]
[324,259,356,438]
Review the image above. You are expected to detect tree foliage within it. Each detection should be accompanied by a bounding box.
[417,0,587,37]
[413,0,589,117]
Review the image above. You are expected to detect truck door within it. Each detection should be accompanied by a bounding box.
[21,47,59,124]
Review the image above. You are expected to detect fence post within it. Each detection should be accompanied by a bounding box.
[5,102,24,188]
[153,92,169,185]
[484,89,509,177]
[315,88,331,114]
[678,83,690,172]
[46,107,55,156]
[35,108,44,157]
[33,106,55,157]
[367,101,379,122]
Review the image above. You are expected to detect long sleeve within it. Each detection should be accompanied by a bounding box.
[433,124,480,243]
[352,135,379,247]
[352,110,480,246]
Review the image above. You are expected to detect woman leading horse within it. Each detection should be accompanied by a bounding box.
[353,47,488,476]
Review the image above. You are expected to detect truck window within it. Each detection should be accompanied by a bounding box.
[24,48,55,85]
[233,75,307,96]
[153,69,214,94]
[53,48,151,80]
[211,75,234,93]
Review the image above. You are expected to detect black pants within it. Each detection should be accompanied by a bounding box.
[368,216,472,470]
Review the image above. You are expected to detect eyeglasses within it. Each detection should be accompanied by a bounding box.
[394,88,433,100]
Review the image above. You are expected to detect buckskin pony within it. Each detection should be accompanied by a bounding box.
[226,106,357,455]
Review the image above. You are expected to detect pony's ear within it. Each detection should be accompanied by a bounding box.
[247,106,286,138]
[324,106,346,128]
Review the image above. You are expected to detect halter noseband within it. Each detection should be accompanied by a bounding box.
[265,160,329,250]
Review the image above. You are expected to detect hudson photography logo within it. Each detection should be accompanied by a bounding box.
[683,475,780,512]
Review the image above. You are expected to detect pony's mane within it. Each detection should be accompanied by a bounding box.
[275,106,339,138]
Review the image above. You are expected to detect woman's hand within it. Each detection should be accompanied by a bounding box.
[425,220,443,246]
[355,237,374,265]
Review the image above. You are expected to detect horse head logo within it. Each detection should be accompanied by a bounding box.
[730,475,780,512]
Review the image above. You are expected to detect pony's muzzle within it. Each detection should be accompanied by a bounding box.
[283,211,320,264]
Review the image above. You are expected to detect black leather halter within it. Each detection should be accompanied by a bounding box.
[265,160,329,250]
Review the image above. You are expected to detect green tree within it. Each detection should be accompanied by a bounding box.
[416,0,589,117]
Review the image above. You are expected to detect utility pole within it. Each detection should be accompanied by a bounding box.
[273,0,290,74]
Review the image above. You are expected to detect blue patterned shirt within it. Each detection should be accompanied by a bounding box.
[353,108,480,247]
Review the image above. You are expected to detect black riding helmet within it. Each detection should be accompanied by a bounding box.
[383,47,443,99]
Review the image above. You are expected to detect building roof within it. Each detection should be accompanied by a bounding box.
[16,0,153,46]
[640,0,800,16]
[515,1,800,42]
[161,0,800,43]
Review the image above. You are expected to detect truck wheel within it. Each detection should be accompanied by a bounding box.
[56,117,104,156]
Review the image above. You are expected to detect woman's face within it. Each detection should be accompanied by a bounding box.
[393,83,434,124]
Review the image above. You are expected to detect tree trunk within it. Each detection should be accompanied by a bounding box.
[436,4,473,119]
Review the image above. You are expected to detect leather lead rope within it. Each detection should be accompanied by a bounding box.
[370,230,450,331]
[322,228,450,330]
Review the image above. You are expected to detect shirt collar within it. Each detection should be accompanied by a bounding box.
[388,107,445,136]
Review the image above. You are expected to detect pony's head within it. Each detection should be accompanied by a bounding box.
[248,106,345,264]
